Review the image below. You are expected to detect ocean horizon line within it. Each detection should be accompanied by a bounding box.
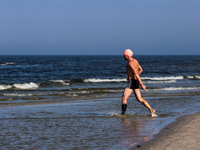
[0,54,199,56]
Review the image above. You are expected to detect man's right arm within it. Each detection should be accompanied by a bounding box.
[138,65,143,75]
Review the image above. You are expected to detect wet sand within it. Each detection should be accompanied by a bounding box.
[130,111,200,150]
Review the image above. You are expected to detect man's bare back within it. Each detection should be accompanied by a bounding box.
[126,58,141,80]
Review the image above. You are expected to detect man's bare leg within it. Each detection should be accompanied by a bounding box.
[133,89,157,117]
[121,88,133,114]
[122,88,133,104]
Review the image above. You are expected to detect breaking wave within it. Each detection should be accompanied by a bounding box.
[13,82,39,89]
[144,80,177,84]
[0,75,199,91]
[0,62,16,66]
[141,76,184,80]
[49,80,70,85]
[83,76,185,83]
[147,87,200,91]
[186,75,200,79]
[83,78,127,82]
[0,85,12,90]
[0,82,39,90]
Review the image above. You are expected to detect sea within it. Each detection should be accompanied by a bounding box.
[0,55,200,149]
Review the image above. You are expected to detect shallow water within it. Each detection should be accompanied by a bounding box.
[1,89,200,149]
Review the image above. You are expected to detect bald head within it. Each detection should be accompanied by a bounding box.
[124,49,133,57]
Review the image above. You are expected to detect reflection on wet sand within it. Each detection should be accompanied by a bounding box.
[120,117,158,149]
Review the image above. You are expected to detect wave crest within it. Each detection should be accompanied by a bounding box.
[0,82,39,90]
[83,78,127,83]
[186,75,200,80]
[144,80,176,84]
[147,87,200,91]
[49,80,70,85]
[13,82,39,89]
[141,76,184,80]
[0,62,16,66]
[0,85,12,90]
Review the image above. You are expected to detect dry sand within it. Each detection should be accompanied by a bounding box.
[130,112,200,150]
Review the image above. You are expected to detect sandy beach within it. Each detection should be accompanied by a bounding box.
[130,111,200,150]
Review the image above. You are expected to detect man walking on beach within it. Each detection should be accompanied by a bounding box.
[122,49,157,117]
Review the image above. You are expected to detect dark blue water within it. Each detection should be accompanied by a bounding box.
[1,55,199,84]
[0,55,200,149]
[0,55,199,102]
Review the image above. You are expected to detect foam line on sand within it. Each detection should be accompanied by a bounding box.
[130,111,200,150]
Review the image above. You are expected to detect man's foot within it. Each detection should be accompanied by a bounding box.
[151,109,157,117]
[121,103,127,115]
[121,111,125,115]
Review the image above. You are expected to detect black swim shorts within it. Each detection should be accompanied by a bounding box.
[126,79,139,89]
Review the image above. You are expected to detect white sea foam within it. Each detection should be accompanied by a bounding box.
[49,80,70,85]
[186,75,200,79]
[4,92,65,97]
[102,89,123,93]
[0,62,16,66]
[65,92,78,97]
[187,76,194,79]
[141,76,184,80]
[0,85,12,90]
[83,78,127,82]
[0,82,39,90]
[13,82,39,89]
[84,76,184,83]
[107,111,120,116]
[144,80,176,84]
[147,87,200,91]
[75,91,92,94]
[4,93,34,97]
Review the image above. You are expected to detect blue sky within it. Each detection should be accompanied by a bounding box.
[0,0,200,55]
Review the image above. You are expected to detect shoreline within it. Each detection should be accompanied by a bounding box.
[129,110,200,150]
[1,100,200,149]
